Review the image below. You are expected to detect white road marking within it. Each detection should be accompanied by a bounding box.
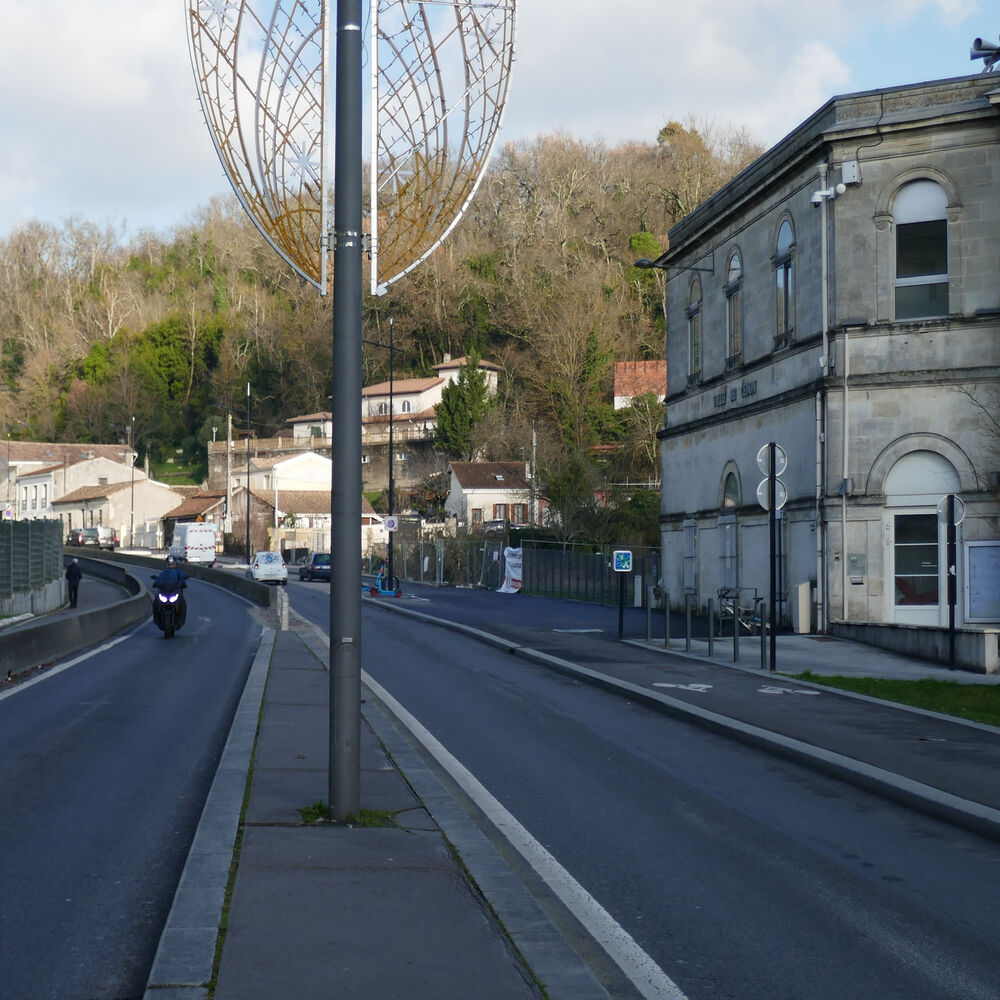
[553,628,604,633]
[364,672,689,1000]
[0,627,141,702]
[654,683,714,692]
[758,686,821,696]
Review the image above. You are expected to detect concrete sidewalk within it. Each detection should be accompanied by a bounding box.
[144,625,609,1000]
[145,604,1000,1000]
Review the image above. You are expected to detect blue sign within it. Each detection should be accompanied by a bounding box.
[613,550,632,573]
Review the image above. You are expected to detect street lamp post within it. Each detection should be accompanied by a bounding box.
[363,317,397,584]
[246,381,252,560]
[129,415,136,547]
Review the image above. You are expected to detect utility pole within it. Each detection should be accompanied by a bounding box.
[226,411,233,535]
[246,381,251,560]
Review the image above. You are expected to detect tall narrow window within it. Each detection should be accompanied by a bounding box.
[726,251,743,365]
[719,471,739,593]
[687,278,702,383]
[894,180,948,319]
[774,220,794,345]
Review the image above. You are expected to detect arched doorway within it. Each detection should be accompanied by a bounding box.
[884,451,960,625]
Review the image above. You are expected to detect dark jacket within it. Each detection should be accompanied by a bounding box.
[65,563,82,585]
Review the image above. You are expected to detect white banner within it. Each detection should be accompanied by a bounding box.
[497,546,522,593]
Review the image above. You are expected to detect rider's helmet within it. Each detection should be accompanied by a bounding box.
[166,555,176,567]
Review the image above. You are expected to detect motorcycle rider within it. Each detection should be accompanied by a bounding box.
[153,554,188,629]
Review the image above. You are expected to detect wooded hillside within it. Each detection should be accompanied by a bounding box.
[0,122,761,537]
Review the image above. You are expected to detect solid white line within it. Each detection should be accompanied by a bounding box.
[0,627,141,702]
[363,671,689,1000]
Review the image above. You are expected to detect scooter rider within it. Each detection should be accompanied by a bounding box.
[153,554,188,629]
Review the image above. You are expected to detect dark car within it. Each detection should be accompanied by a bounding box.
[79,526,118,550]
[298,552,331,582]
[66,529,85,545]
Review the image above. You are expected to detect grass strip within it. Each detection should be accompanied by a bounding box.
[792,672,1000,728]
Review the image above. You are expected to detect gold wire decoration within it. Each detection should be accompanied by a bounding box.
[186,2,517,296]
[371,1,517,294]
[186,0,328,291]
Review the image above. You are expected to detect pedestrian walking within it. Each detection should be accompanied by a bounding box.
[65,558,82,609]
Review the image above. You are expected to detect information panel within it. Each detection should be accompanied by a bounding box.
[965,540,1000,623]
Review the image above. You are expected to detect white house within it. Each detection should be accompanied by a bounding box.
[54,478,186,542]
[445,461,534,528]
[240,450,333,492]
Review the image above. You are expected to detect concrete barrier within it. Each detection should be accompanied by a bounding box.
[2,553,274,682]
[831,620,1000,674]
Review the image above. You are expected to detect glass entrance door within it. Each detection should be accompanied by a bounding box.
[892,513,941,625]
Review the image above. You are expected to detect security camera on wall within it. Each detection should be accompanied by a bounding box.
[811,192,823,207]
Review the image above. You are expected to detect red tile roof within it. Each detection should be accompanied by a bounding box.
[614,360,667,399]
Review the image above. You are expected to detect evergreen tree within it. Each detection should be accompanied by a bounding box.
[434,349,496,459]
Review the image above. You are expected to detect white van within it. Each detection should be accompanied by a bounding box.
[169,522,218,566]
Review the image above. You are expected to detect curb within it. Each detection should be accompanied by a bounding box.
[363,599,1000,844]
[143,628,275,999]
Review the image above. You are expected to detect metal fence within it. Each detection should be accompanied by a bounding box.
[0,519,63,601]
[365,536,663,608]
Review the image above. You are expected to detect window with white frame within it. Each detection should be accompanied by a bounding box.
[687,278,702,383]
[511,502,527,524]
[493,503,507,520]
[725,251,743,364]
[894,179,948,320]
[401,399,412,413]
[774,219,794,345]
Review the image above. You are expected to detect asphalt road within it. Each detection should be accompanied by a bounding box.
[290,580,1000,1000]
[0,578,260,1000]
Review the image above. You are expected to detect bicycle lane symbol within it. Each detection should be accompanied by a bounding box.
[758,686,821,696]
[654,683,714,692]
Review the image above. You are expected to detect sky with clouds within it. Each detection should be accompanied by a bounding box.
[0,0,989,241]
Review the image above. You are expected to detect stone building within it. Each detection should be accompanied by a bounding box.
[651,72,1000,656]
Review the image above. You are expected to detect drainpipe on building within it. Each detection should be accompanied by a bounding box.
[816,162,830,632]
[841,326,850,619]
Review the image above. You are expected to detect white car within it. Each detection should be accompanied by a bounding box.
[248,551,288,585]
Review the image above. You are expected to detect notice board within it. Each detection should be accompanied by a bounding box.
[965,540,1000,623]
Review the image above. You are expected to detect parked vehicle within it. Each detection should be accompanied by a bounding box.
[169,522,218,566]
[66,529,85,546]
[78,526,118,550]
[248,551,287,585]
[298,552,331,582]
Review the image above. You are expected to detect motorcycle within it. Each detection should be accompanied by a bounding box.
[151,576,187,638]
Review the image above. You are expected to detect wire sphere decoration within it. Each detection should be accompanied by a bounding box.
[371,1,516,295]
[185,1,517,295]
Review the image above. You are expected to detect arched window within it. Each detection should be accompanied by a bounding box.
[377,401,389,416]
[401,399,412,414]
[774,219,794,345]
[719,470,740,592]
[726,251,743,364]
[722,471,739,510]
[687,278,702,383]
[894,180,948,319]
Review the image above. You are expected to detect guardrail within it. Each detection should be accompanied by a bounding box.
[1,552,275,682]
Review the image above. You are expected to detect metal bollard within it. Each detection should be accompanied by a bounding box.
[663,589,670,649]
[645,586,653,642]
[760,601,767,670]
[685,594,692,652]
[279,587,289,631]
[707,597,713,657]
[732,599,739,662]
